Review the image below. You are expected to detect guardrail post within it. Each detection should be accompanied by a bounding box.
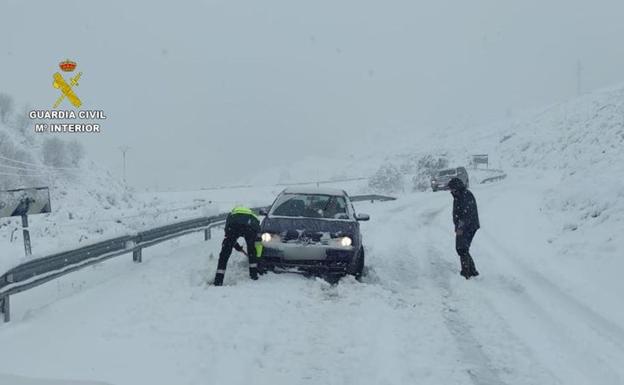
[22,215,32,256]
[204,228,211,241]
[1,296,10,323]
[133,248,142,263]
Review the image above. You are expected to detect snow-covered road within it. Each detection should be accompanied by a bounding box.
[1,176,623,385]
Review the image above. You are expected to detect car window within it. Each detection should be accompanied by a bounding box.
[270,194,348,219]
[438,169,457,176]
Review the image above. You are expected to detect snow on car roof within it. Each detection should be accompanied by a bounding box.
[282,187,347,196]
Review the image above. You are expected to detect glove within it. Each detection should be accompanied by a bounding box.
[233,242,243,252]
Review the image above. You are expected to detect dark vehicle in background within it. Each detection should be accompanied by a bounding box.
[258,188,369,280]
[431,167,469,191]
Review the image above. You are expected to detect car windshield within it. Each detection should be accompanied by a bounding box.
[270,194,348,219]
[437,169,457,177]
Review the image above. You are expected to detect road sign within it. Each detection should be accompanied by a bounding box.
[471,154,489,168]
[0,187,51,256]
[0,187,51,218]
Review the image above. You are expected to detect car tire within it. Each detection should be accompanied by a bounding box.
[324,273,343,285]
[348,247,365,279]
[258,262,274,275]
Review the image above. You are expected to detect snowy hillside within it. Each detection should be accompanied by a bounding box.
[0,101,220,272]
[480,85,624,298]
[0,113,122,268]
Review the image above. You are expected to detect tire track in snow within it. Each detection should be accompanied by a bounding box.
[480,229,624,350]
[416,207,509,385]
[360,200,481,384]
[412,203,564,384]
[370,202,514,384]
[414,191,624,385]
[427,253,507,385]
[474,231,624,385]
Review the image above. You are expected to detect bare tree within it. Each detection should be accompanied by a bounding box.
[368,163,404,193]
[0,93,15,124]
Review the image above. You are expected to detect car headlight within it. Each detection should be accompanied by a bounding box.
[261,233,272,242]
[340,236,352,247]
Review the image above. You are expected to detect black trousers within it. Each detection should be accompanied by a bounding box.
[214,224,258,286]
[455,228,478,275]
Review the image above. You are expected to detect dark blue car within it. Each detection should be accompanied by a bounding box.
[258,188,370,280]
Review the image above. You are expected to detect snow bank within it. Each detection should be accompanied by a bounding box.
[482,86,624,280]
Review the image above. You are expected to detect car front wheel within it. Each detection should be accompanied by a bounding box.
[348,248,365,279]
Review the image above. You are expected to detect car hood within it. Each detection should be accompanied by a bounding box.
[262,217,357,237]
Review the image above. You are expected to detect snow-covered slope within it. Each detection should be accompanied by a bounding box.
[0,111,127,269]
[482,86,624,299]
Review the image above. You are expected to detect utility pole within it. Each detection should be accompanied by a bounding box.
[119,146,130,184]
[577,59,583,96]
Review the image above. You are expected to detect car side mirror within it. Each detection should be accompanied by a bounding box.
[355,213,370,221]
[259,207,269,216]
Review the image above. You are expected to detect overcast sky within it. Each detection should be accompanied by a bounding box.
[2,0,624,189]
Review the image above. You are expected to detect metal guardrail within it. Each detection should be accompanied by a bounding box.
[480,173,507,184]
[0,210,245,323]
[0,195,396,323]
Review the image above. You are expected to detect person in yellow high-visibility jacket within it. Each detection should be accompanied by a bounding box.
[213,206,263,286]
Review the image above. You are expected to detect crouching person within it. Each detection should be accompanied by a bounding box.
[213,206,261,286]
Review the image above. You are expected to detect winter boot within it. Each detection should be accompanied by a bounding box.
[468,257,479,278]
[459,255,471,279]
[249,268,259,280]
[214,270,225,286]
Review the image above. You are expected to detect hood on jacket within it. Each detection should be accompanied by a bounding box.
[448,177,466,191]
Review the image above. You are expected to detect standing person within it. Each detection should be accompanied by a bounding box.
[448,178,480,279]
[213,206,262,286]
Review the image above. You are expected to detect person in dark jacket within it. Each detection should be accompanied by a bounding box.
[213,206,262,286]
[448,178,480,279]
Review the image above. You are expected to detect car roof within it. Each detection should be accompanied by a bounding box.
[437,167,462,173]
[282,187,347,197]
